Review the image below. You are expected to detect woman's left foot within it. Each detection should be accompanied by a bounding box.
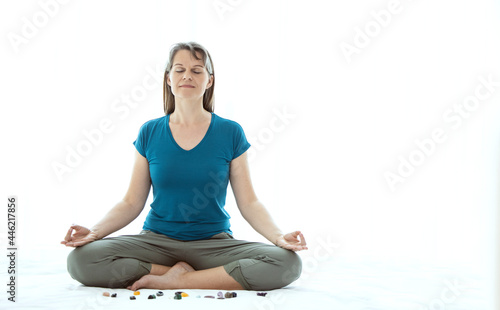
[127,261,195,291]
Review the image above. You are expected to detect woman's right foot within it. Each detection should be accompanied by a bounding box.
[127,261,195,291]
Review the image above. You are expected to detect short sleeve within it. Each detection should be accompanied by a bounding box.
[232,122,251,160]
[133,122,148,158]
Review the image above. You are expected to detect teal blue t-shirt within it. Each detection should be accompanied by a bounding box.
[133,113,251,241]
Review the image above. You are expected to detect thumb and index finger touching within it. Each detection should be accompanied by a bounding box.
[289,230,307,245]
[61,224,90,247]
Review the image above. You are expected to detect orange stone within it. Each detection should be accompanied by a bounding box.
[133,291,140,296]
[181,292,189,297]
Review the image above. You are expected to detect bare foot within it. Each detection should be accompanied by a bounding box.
[127,261,195,291]
[177,261,195,272]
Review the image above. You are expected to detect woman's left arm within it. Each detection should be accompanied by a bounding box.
[229,152,308,251]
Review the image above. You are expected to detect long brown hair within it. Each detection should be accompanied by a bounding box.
[163,42,215,115]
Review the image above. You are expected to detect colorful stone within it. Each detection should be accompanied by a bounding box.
[111,293,117,298]
[204,295,215,298]
[148,294,156,299]
[156,291,164,297]
[130,296,136,300]
[225,292,233,298]
[133,291,140,296]
[257,292,268,297]
[232,292,237,297]
[174,292,182,300]
[102,292,110,297]
[181,292,189,297]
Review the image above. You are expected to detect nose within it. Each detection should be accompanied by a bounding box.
[182,72,193,80]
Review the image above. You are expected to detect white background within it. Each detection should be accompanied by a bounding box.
[0,0,499,303]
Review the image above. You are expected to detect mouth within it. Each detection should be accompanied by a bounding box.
[179,85,195,88]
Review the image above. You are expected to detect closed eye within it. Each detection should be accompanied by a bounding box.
[175,70,202,74]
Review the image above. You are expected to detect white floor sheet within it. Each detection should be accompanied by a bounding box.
[1,245,492,310]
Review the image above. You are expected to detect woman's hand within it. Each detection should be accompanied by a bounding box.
[275,231,308,251]
[61,225,99,247]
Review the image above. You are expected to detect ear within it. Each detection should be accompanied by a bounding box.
[166,73,172,86]
[206,74,214,89]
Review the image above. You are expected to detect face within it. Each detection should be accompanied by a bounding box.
[167,49,213,101]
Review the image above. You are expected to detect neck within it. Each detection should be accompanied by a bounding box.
[170,98,210,125]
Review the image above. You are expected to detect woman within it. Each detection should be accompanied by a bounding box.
[62,42,306,291]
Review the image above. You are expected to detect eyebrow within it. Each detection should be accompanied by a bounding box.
[173,63,204,68]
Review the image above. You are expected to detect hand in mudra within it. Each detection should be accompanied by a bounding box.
[61,225,98,247]
[276,231,308,251]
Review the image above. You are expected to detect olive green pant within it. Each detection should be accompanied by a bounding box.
[67,230,302,291]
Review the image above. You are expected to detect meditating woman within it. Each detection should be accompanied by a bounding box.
[62,42,306,291]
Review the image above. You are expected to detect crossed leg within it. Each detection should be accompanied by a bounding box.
[128,262,243,291]
[68,231,300,291]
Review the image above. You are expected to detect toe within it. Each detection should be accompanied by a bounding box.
[129,280,142,291]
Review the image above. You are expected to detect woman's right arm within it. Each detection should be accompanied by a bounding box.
[61,149,151,247]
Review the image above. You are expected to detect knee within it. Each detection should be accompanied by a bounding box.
[67,244,103,287]
[67,246,89,285]
[67,242,149,288]
[277,249,302,287]
[249,248,302,290]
